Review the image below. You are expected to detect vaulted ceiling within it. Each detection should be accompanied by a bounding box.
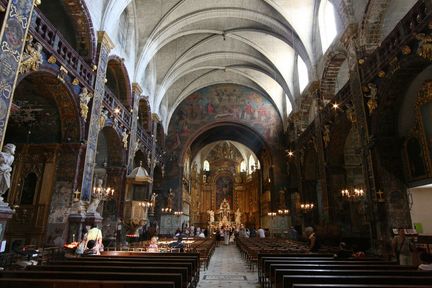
[85,0,418,131]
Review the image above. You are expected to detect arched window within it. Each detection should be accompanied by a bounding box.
[298,56,309,93]
[240,160,247,172]
[319,0,338,53]
[248,155,256,174]
[203,160,210,172]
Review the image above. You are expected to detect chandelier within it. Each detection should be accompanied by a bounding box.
[341,187,365,199]
[174,211,183,216]
[267,212,276,217]
[162,207,172,214]
[138,201,152,208]
[92,185,114,200]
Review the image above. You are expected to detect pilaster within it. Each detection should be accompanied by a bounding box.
[127,83,142,173]
[80,31,114,201]
[0,0,38,148]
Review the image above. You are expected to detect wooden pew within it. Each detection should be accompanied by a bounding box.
[282,275,432,288]
[49,260,195,287]
[29,265,191,288]
[261,258,396,286]
[273,269,432,288]
[0,278,175,288]
[292,285,432,288]
[265,264,416,288]
[60,255,199,285]
[0,271,183,288]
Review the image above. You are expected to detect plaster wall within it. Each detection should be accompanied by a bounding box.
[409,187,432,235]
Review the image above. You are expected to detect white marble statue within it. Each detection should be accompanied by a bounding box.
[207,210,214,223]
[0,143,16,204]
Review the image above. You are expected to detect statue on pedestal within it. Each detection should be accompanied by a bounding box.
[167,188,174,210]
[0,143,16,205]
[207,210,214,223]
[150,192,158,214]
[235,208,242,225]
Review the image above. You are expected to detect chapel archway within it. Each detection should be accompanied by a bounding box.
[4,71,81,246]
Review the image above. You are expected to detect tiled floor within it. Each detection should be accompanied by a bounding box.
[198,243,260,288]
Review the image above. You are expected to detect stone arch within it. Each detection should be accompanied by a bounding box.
[106,56,132,108]
[95,126,126,168]
[38,0,96,62]
[8,70,82,143]
[320,50,349,100]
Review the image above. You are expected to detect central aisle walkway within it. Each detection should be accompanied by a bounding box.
[198,243,259,288]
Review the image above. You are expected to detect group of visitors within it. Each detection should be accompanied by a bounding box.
[175,225,208,238]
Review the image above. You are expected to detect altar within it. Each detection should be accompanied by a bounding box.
[208,198,242,228]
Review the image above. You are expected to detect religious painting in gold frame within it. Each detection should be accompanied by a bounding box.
[413,80,432,178]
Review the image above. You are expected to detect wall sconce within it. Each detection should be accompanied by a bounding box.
[174,211,183,216]
[300,202,314,213]
[162,207,172,214]
[341,187,365,200]
[267,212,276,218]
[278,209,289,215]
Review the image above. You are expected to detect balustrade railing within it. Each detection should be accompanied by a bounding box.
[30,8,95,87]
[360,0,431,82]
[103,87,132,128]
[136,125,153,152]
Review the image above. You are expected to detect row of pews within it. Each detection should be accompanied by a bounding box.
[0,251,202,287]
[258,253,432,288]
[237,237,337,271]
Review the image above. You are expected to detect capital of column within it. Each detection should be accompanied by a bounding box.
[132,83,143,95]
[151,113,161,122]
[97,31,115,50]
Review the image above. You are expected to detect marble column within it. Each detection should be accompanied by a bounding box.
[127,83,142,173]
[80,31,114,202]
[0,0,37,148]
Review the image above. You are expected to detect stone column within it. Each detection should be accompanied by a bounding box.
[346,38,380,250]
[80,31,114,202]
[0,0,37,148]
[127,83,142,173]
[148,113,159,216]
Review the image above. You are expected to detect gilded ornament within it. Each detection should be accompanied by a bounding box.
[122,129,129,149]
[79,87,93,122]
[92,65,97,71]
[365,83,378,114]
[72,78,79,86]
[358,59,365,65]
[34,0,42,6]
[47,55,57,64]
[377,70,386,78]
[19,35,43,74]
[415,33,432,61]
[57,66,68,83]
[401,45,411,55]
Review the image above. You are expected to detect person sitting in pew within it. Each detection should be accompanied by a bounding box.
[169,236,184,252]
[304,226,321,253]
[147,236,159,253]
[334,242,353,259]
[418,252,432,270]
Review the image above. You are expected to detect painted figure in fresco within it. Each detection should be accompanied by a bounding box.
[0,143,16,203]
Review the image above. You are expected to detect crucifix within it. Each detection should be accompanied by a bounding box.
[376,190,385,202]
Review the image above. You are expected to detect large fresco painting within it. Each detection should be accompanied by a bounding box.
[167,84,282,149]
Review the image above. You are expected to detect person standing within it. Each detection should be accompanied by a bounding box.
[257,227,265,238]
[392,228,414,265]
[304,226,320,252]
